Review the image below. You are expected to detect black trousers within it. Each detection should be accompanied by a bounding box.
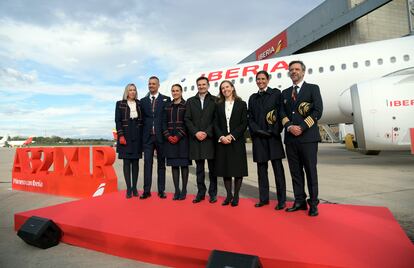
[143,135,166,193]
[286,141,319,205]
[257,159,286,203]
[195,159,217,197]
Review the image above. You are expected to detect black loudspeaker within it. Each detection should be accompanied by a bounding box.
[17,216,62,249]
[206,250,262,268]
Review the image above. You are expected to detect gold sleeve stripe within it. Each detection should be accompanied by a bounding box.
[282,117,290,126]
[304,116,315,128]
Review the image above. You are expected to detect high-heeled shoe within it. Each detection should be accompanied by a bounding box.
[222,196,233,206]
[231,196,239,207]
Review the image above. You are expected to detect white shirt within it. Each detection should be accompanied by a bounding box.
[199,94,206,109]
[127,100,138,119]
[225,100,234,133]
[150,92,159,100]
[292,80,305,94]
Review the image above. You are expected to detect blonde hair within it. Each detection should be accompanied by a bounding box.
[123,83,137,100]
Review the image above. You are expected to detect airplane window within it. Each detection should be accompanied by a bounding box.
[365,60,370,67]
[403,54,409,61]
[269,74,272,79]
[329,65,335,71]
[214,82,218,88]
[319,67,324,73]
[308,68,313,75]
[341,64,346,70]
[377,58,383,65]
[191,85,195,91]
[231,79,235,85]
[278,85,282,88]
[240,78,244,84]
[184,86,187,92]
[390,56,396,63]
[286,72,290,77]
[353,62,358,68]
[277,73,282,78]
[249,77,253,83]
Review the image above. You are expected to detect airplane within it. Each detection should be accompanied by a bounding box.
[0,134,9,147]
[160,35,414,154]
[7,136,34,148]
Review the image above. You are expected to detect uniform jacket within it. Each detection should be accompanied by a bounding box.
[279,81,323,144]
[114,99,143,154]
[184,92,217,160]
[140,93,171,144]
[248,87,285,162]
[162,99,189,159]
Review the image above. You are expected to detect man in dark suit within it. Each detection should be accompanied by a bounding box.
[184,77,218,203]
[140,76,171,199]
[248,70,286,210]
[280,61,323,216]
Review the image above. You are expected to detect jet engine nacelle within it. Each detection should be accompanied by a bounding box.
[350,71,414,151]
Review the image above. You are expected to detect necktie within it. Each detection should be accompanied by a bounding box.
[151,96,156,112]
[151,96,156,134]
[292,86,299,102]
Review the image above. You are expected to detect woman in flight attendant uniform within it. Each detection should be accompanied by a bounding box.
[162,84,191,200]
[115,83,143,198]
[214,80,248,206]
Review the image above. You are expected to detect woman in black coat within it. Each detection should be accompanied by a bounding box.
[162,84,191,200]
[115,83,143,198]
[214,80,248,206]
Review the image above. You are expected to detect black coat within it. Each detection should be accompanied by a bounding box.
[162,99,189,159]
[114,100,143,158]
[214,99,248,177]
[279,82,323,144]
[140,93,171,144]
[248,87,285,162]
[184,92,217,160]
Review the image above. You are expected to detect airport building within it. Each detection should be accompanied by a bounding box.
[239,0,413,63]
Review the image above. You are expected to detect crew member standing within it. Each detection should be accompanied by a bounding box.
[248,70,286,209]
[280,60,323,216]
[140,76,171,199]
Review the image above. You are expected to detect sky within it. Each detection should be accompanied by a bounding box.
[0,0,324,139]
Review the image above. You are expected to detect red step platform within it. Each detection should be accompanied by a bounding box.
[14,192,414,267]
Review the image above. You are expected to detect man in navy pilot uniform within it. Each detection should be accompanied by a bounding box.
[140,76,171,199]
[280,60,323,216]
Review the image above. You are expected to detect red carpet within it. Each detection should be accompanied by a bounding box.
[14,191,414,267]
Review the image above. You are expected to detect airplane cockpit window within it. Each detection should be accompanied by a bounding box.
[377,58,383,65]
[214,82,218,88]
[403,54,409,61]
[318,67,324,73]
[240,78,244,84]
[353,62,358,68]
[329,65,335,71]
[249,77,253,83]
[390,56,396,63]
[365,60,371,67]
[191,85,195,91]
[308,68,313,75]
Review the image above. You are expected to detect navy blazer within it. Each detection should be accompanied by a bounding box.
[140,93,171,144]
[279,81,323,144]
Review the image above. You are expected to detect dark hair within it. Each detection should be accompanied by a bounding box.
[288,60,306,71]
[171,83,183,92]
[149,76,160,82]
[196,76,209,85]
[256,70,270,80]
[217,80,241,103]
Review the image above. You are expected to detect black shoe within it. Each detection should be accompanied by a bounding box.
[274,202,286,210]
[173,192,180,200]
[209,196,217,203]
[308,204,319,216]
[254,201,269,207]
[222,196,233,206]
[285,202,308,212]
[139,192,151,199]
[158,192,167,199]
[231,197,239,207]
[126,189,132,199]
[132,188,139,197]
[179,191,187,200]
[192,196,205,203]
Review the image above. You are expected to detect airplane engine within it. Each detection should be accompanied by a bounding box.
[349,69,414,152]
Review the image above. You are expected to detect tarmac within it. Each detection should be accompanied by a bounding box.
[0,143,413,267]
